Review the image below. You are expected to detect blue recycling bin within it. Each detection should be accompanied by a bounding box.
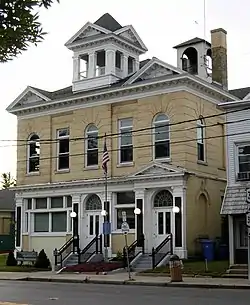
[201,239,214,261]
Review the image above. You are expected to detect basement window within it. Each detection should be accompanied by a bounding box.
[57,128,70,170]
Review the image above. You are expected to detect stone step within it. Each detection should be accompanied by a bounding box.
[227,269,248,275]
[223,274,248,279]
[229,264,248,270]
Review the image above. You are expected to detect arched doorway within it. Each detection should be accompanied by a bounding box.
[84,194,102,243]
[152,190,173,247]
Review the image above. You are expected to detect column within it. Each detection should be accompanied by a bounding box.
[105,48,116,75]
[228,215,234,265]
[88,51,97,78]
[135,189,145,250]
[72,194,81,252]
[15,197,23,250]
[121,53,128,77]
[132,58,140,72]
[72,56,80,81]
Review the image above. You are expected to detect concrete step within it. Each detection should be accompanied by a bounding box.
[223,274,248,279]
[229,264,248,270]
[227,269,248,275]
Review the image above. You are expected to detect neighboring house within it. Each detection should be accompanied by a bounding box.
[0,189,15,252]
[220,99,250,264]
[7,13,238,264]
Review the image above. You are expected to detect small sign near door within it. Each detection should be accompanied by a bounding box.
[246,213,250,228]
[121,221,130,234]
[122,211,127,222]
[246,188,250,203]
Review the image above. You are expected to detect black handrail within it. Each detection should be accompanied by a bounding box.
[79,234,102,263]
[54,236,75,268]
[123,234,145,268]
[152,233,173,269]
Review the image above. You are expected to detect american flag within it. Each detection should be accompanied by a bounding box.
[102,135,110,174]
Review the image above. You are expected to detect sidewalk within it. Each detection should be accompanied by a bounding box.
[0,271,250,289]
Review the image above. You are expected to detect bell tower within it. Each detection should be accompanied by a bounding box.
[65,13,148,93]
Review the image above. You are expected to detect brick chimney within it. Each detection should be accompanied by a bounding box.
[211,28,228,89]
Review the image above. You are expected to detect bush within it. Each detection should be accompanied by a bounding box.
[6,251,17,266]
[34,249,51,269]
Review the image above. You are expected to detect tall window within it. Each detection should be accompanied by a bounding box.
[27,134,40,173]
[86,125,98,166]
[119,118,133,164]
[237,145,250,180]
[197,118,205,161]
[57,128,69,170]
[153,114,170,159]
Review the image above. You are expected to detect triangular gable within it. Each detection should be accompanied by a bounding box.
[6,86,51,113]
[128,162,185,178]
[65,22,111,47]
[114,25,148,51]
[123,57,183,86]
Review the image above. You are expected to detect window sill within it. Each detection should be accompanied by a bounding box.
[154,157,171,163]
[84,165,99,171]
[197,160,208,166]
[26,172,40,177]
[112,229,135,235]
[30,232,68,237]
[117,162,134,168]
[55,169,70,174]
[218,167,226,171]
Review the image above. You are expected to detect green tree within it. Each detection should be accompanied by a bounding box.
[0,0,59,62]
[1,172,16,189]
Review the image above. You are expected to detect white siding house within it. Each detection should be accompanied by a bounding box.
[220,99,250,265]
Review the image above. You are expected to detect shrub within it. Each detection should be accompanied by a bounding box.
[34,249,51,269]
[6,251,17,266]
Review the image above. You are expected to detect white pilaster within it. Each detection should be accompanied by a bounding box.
[88,51,97,78]
[72,56,80,81]
[121,54,129,77]
[105,48,116,75]
[133,58,140,72]
[228,215,234,265]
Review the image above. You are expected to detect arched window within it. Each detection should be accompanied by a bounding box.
[153,114,170,159]
[154,190,173,208]
[85,194,102,210]
[197,117,205,161]
[86,124,98,166]
[28,134,40,173]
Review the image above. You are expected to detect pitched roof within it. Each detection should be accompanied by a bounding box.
[94,13,122,32]
[229,87,250,99]
[221,186,247,215]
[173,37,211,49]
[0,189,15,211]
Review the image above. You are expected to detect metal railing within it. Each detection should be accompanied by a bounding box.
[123,234,145,268]
[54,236,75,268]
[152,233,173,269]
[79,234,102,263]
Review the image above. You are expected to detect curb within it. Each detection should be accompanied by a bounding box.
[14,277,250,290]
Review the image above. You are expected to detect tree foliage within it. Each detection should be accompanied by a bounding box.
[1,172,16,189]
[0,0,59,62]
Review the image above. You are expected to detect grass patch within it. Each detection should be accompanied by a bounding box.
[143,260,229,277]
[0,254,50,272]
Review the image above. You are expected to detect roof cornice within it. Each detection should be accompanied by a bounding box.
[218,100,250,110]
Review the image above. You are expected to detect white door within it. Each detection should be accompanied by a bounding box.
[153,209,172,248]
[85,211,102,243]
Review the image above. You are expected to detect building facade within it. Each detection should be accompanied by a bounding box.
[220,99,250,264]
[7,14,237,263]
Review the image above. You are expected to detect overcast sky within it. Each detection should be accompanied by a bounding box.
[1,0,249,177]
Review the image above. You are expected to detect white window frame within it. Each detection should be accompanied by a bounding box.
[85,124,98,168]
[118,118,133,165]
[57,128,70,171]
[153,113,170,161]
[197,118,206,162]
[27,133,40,174]
[24,196,73,236]
[236,143,250,176]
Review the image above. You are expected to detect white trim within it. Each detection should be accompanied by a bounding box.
[65,22,111,47]
[8,74,238,118]
[234,141,250,181]
[123,57,183,86]
[219,100,250,109]
[114,25,148,51]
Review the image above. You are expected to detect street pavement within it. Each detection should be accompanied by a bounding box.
[1,281,250,305]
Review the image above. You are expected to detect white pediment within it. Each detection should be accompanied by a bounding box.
[243,92,250,100]
[123,57,183,86]
[6,86,51,113]
[65,22,111,47]
[129,163,185,178]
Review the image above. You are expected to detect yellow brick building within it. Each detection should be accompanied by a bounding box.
[7,14,237,266]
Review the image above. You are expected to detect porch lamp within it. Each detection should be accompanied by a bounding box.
[101,210,107,216]
[134,207,141,215]
[173,206,180,213]
[70,211,79,253]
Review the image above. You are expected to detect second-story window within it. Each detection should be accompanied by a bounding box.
[27,134,40,173]
[86,124,98,167]
[153,113,170,159]
[237,145,250,181]
[119,118,133,164]
[57,128,70,171]
[197,118,205,162]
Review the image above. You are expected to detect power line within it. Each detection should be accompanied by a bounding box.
[15,130,250,164]
[1,103,250,144]
[0,116,248,149]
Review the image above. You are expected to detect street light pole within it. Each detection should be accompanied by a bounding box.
[246,188,250,280]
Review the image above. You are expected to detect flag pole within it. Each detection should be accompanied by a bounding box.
[104,169,108,262]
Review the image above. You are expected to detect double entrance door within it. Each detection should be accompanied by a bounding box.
[153,209,172,249]
[85,211,102,244]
